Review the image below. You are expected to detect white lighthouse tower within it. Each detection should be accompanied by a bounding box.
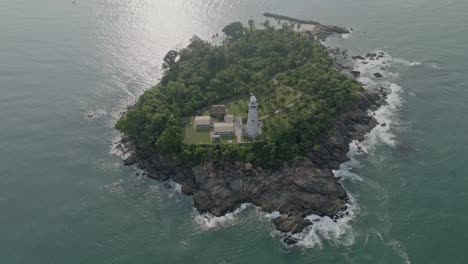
[246,95,260,138]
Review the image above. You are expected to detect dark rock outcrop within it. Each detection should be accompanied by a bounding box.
[352,55,365,60]
[374,72,383,78]
[123,154,137,166]
[121,91,382,237]
[351,70,361,78]
[116,18,384,239]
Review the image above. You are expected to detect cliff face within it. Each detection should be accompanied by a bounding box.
[120,91,383,242]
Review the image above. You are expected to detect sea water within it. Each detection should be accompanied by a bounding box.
[1,0,468,263]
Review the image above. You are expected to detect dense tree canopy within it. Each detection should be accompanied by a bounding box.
[116,21,361,167]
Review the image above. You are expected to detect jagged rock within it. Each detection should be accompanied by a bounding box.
[351,70,361,78]
[121,136,132,144]
[366,52,377,58]
[374,72,383,78]
[119,78,383,236]
[123,154,137,166]
[273,215,312,234]
[115,144,124,152]
[283,235,300,245]
[351,55,365,60]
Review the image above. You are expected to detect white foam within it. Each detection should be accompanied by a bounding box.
[387,240,412,264]
[341,28,353,39]
[84,107,107,120]
[109,133,133,160]
[289,50,406,249]
[393,58,422,67]
[425,61,441,70]
[104,179,124,193]
[284,195,359,249]
[194,203,251,230]
[353,50,404,151]
[263,210,281,220]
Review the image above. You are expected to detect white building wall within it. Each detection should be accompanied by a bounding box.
[246,96,260,137]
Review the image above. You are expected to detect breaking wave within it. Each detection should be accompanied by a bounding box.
[290,50,406,249]
[193,203,252,230]
[393,57,441,70]
[280,195,359,249]
[341,28,353,39]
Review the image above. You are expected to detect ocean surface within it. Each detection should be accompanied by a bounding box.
[1,0,467,263]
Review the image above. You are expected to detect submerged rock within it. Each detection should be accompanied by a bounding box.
[374,72,383,78]
[273,215,312,234]
[351,55,365,60]
[283,235,300,246]
[351,70,361,78]
[366,52,377,59]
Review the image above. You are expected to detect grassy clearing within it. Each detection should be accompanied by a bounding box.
[226,99,248,117]
[183,118,212,145]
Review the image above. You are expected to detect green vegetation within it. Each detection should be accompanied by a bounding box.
[116,21,362,168]
[183,119,211,145]
[226,99,249,117]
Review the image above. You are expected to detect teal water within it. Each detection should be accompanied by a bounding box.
[1,0,467,263]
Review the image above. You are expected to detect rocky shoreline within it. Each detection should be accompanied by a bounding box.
[117,89,385,244]
[115,18,386,245]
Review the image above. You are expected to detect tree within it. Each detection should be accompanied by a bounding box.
[162,50,179,70]
[222,22,245,41]
[156,126,183,153]
[116,21,362,166]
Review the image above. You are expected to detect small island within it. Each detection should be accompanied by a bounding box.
[116,19,382,244]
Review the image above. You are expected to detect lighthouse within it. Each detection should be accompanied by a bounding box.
[246,95,260,138]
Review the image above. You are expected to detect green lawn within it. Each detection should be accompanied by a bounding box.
[226,99,248,117]
[183,118,212,145]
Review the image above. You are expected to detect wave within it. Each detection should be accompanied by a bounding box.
[289,50,405,249]
[193,203,252,230]
[341,28,353,39]
[278,194,359,249]
[393,57,422,67]
[393,57,441,70]
[353,50,403,151]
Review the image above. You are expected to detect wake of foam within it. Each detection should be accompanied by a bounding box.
[387,240,412,264]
